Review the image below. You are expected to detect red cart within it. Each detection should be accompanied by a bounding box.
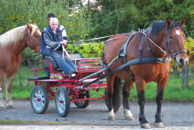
[28,56,107,117]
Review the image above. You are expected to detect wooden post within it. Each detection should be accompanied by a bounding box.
[182,64,189,88]
[185,64,188,88]
[182,67,184,87]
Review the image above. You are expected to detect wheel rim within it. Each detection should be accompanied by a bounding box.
[57,91,66,114]
[32,89,46,111]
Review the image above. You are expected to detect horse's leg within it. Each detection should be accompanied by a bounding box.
[123,80,134,120]
[6,74,16,109]
[107,74,116,120]
[0,71,5,109]
[136,79,150,128]
[154,79,168,128]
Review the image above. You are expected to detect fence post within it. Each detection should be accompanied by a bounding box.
[182,68,184,87]
[182,64,189,88]
[185,64,188,87]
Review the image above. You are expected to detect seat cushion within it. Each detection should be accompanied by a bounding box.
[43,56,58,70]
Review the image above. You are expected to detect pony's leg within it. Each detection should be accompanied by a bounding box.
[154,79,168,128]
[123,81,134,120]
[0,71,5,109]
[6,74,16,109]
[136,79,150,128]
[107,74,116,120]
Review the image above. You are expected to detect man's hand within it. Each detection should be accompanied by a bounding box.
[60,40,68,47]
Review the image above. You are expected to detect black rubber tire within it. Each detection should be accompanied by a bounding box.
[55,86,70,117]
[30,85,49,114]
[74,89,91,108]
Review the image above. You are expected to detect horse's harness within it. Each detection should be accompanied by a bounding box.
[112,27,186,81]
[79,26,186,88]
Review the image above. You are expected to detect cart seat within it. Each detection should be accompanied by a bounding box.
[43,56,61,71]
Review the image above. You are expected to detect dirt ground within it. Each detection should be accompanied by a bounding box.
[0,100,194,129]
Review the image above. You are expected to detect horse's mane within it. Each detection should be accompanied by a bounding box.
[0,24,38,46]
[150,20,181,36]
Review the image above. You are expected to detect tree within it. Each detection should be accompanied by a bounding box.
[90,0,194,38]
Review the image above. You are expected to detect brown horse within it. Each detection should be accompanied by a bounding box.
[0,24,41,109]
[102,18,188,128]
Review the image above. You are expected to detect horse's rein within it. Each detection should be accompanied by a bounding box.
[141,31,169,55]
[141,30,186,59]
[62,45,70,58]
[106,33,132,42]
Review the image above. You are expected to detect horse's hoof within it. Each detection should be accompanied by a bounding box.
[125,116,134,120]
[109,116,116,121]
[140,123,151,129]
[6,105,13,109]
[154,122,165,128]
[123,109,134,121]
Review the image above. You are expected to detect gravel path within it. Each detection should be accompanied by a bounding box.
[0,100,193,129]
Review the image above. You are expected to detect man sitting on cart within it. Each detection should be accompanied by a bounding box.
[41,17,76,77]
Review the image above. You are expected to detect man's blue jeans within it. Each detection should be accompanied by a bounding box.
[52,51,76,77]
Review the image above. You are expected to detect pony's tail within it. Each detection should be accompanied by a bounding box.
[113,76,122,112]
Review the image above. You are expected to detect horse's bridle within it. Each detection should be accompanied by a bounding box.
[165,28,186,58]
[142,27,186,59]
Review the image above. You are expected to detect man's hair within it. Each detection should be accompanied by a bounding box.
[50,17,58,24]
[47,13,55,19]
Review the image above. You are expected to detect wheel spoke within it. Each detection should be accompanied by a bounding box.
[35,92,39,97]
[41,96,45,101]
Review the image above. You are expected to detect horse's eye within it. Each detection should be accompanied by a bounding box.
[35,35,39,38]
[169,36,173,40]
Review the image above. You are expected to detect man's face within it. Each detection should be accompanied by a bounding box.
[50,20,58,32]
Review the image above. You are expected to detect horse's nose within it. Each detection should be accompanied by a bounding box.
[176,57,189,68]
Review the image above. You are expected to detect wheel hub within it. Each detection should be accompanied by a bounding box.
[37,98,41,101]
[59,100,64,103]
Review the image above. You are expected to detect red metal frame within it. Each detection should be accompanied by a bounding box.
[28,58,107,102]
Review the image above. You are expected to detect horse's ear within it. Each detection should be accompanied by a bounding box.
[166,18,172,29]
[180,17,186,28]
[27,24,32,32]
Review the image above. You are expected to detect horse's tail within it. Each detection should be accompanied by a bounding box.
[113,76,122,112]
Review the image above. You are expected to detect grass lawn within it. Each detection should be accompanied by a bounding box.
[3,66,194,102]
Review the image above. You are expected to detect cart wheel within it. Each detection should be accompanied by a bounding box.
[30,85,49,114]
[74,89,91,108]
[55,86,70,117]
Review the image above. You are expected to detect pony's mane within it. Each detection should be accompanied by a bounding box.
[0,24,38,46]
[150,20,181,36]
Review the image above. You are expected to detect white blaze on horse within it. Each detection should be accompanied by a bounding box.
[0,24,41,109]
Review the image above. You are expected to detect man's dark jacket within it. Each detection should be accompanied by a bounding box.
[40,25,67,56]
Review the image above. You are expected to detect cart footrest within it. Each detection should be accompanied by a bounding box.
[28,76,49,80]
